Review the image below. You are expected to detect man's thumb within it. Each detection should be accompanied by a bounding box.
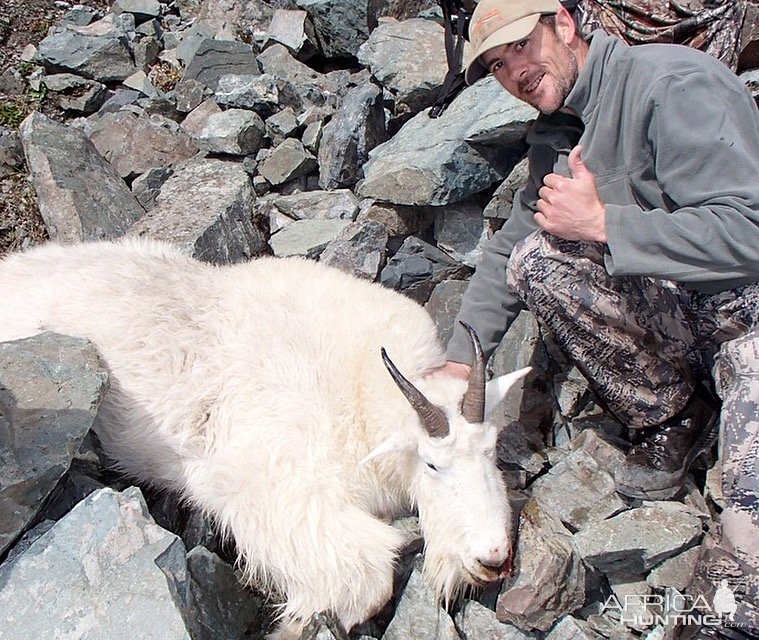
[568,145,591,180]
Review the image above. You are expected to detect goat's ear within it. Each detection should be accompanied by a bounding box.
[360,437,416,466]
[484,367,532,420]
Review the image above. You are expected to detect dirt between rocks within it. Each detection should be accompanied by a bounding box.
[0,0,106,256]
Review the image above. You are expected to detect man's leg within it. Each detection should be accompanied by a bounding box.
[506,229,700,428]
[714,330,759,573]
[506,230,718,499]
[688,330,759,635]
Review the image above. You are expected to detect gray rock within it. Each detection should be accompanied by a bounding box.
[380,235,470,304]
[180,38,260,91]
[180,97,222,138]
[123,69,159,98]
[359,76,535,205]
[433,201,488,267]
[44,73,109,113]
[134,36,162,73]
[111,0,163,22]
[424,280,469,346]
[266,107,300,145]
[574,503,704,573]
[270,218,351,258]
[367,0,438,25]
[0,487,190,640]
[216,72,303,119]
[259,138,317,186]
[318,82,387,189]
[19,112,145,242]
[567,428,626,476]
[646,544,701,591]
[61,5,101,27]
[455,600,537,639]
[357,17,447,115]
[88,109,199,180]
[0,67,26,97]
[383,556,461,639]
[131,166,174,211]
[136,17,163,39]
[302,119,323,154]
[196,0,281,42]
[0,332,108,556]
[175,78,210,112]
[483,157,529,219]
[95,87,142,115]
[496,499,586,632]
[319,220,388,280]
[37,15,137,83]
[529,448,628,532]
[298,612,349,640]
[0,127,23,178]
[265,9,318,60]
[296,0,370,59]
[197,108,266,156]
[544,616,602,639]
[175,21,216,66]
[356,201,433,238]
[185,546,264,640]
[496,419,548,483]
[128,157,269,265]
[270,189,359,221]
[257,43,322,85]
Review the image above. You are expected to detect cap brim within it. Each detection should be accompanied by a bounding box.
[464,13,542,85]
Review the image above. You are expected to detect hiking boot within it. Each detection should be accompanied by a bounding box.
[615,385,720,500]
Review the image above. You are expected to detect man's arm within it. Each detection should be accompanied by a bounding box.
[444,185,539,366]
[603,70,759,287]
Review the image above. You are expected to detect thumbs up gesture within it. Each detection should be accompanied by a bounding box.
[535,145,608,243]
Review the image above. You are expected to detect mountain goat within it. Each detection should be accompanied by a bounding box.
[0,239,529,638]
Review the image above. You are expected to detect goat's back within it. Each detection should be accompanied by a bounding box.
[0,239,444,486]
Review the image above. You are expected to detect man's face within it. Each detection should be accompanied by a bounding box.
[480,17,578,114]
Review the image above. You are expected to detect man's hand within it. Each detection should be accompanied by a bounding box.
[534,145,608,243]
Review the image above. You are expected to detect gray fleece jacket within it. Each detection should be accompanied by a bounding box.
[446,30,759,365]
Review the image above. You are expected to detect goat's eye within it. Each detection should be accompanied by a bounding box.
[426,461,439,473]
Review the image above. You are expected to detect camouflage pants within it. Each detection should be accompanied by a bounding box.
[507,230,759,571]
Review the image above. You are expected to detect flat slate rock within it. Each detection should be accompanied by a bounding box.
[0,332,108,556]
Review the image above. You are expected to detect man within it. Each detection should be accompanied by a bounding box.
[440,0,759,628]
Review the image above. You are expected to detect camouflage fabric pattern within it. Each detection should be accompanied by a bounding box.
[507,230,699,428]
[713,329,759,575]
[507,230,759,570]
[577,0,747,70]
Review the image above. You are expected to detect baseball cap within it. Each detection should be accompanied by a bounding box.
[464,0,561,85]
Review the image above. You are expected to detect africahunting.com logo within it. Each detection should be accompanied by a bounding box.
[601,577,749,632]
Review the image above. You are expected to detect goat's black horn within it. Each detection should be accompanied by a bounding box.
[381,348,450,438]
[460,322,486,423]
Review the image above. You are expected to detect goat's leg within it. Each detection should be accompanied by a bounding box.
[221,493,404,635]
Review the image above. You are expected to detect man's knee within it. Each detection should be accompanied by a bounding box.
[506,230,605,302]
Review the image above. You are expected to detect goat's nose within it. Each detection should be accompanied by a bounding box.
[476,546,513,577]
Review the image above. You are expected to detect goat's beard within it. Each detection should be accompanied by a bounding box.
[422,546,474,606]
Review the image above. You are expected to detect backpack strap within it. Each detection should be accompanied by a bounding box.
[429,0,473,118]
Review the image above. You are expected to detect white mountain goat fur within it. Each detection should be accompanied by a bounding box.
[0,239,530,638]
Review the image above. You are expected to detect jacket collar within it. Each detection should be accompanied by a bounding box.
[563,30,624,121]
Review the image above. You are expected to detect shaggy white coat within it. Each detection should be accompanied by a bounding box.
[0,239,525,638]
